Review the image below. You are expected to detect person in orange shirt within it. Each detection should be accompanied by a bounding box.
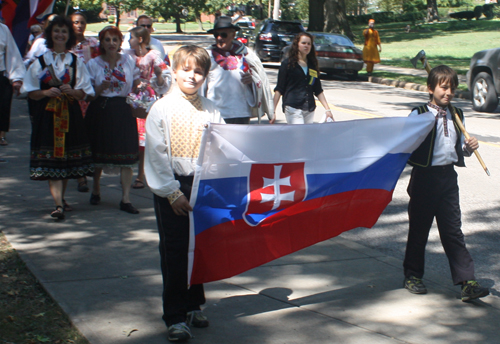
[362,19,381,76]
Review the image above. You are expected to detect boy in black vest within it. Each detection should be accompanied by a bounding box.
[403,65,489,302]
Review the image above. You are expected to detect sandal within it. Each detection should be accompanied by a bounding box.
[63,199,73,212]
[77,179,89,192]
[50,206,65,219]
[132,179,145,189]
[0,137,7,146]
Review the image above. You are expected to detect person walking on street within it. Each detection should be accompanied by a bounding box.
[122,15,165,59]
[145,45,223,342]
[22,15,95,219]
[403,65,489,302]
[201,16,274,124]
[362,19,381,76]
[273,32,334,124]
[0,21,26,146]
[71,11,99,193]
[85,26,141,214]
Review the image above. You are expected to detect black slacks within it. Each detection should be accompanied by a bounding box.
[403,165,475,285]
[0,75,14,132]
[153,175,205,327]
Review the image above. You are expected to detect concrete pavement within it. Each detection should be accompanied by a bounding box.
[1,88,500,343]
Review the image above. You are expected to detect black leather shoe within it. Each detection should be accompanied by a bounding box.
[90,193,100,205]
[120,201,139,214]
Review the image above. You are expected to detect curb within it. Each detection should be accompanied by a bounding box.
[359,75,471,100]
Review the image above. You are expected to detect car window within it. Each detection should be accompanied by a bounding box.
[313,34,353,47]
[272,23,303,34]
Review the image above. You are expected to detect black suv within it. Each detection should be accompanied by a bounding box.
[467,48,500,112]
[253,19,305,62]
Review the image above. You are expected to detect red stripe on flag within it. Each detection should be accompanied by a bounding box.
[190,188,393,284]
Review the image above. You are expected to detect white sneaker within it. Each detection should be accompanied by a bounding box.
[167,322,192,342]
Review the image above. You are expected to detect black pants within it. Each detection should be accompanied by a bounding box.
[0,75,14,132]
[153,175,205,327]
[224,117,250,124]
[403,165,475,285]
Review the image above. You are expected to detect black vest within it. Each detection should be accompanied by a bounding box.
[408,104,465,168]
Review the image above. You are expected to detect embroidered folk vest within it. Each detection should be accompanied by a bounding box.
[408,104,465,168]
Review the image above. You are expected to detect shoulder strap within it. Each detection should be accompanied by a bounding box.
[70,53,77,88]
[38,55,46,69]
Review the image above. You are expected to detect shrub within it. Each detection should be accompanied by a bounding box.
[473,5,483,20]
[483,4,494,19]
[449,11,475,20]
[107,15,115,24]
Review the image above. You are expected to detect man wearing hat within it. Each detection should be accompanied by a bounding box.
[362,19,382,76]
[0,16,25,147]
[201,16,274,124]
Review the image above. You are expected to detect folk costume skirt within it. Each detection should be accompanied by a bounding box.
[86,96,139,168]
[30,96,94,180]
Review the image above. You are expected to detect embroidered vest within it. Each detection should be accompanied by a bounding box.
[408,104,465,168]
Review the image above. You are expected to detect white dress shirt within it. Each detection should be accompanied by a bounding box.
[0,23,26,82]
[145,88,223,198]
[409,106,470,166]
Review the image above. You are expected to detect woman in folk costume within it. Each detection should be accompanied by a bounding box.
[126,26,171,190]
[362,19,382,76]
[201,16,274,124]
[22,15,95,219]
[85,26,141,214]
[70,11,99,193]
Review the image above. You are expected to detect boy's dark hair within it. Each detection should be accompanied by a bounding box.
[427,65,458,100]
[172,45,211,77]
[44,15,77,50]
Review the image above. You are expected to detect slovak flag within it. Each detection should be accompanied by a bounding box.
[240,56,249,73]
[111,69,127,83]
[60,69,70,84]
[188,114,435,285]
[38,68,52,83]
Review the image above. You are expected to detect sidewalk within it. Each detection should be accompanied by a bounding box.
[2,97,499,344]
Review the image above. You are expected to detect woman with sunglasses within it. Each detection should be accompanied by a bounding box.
[85,26,141,214]
[201,16,274,124]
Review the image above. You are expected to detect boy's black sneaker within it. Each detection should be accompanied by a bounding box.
[404,276,427,294]
[461,280,489,302]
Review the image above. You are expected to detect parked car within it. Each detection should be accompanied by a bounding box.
[253,19,305,62]
[282,32,364,80]
[236,20,255,46]
[466,48,500,112]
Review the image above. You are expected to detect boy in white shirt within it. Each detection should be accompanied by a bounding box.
[145,45,223,342]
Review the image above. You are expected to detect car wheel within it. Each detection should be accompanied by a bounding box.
[347,71,358,81]
[472,72,499,112]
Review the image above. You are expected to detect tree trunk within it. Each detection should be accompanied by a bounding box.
[324,0,354,40]
[426,0,439,22]
[168,12,181,33]
[195,11,203,31]
[308,0,325,31]
[116,8,120,27]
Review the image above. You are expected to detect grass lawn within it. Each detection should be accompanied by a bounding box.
[351,19,500,75]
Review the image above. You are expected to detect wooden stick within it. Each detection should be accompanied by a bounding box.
[448,106,491,176]
[420,58,490,176]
